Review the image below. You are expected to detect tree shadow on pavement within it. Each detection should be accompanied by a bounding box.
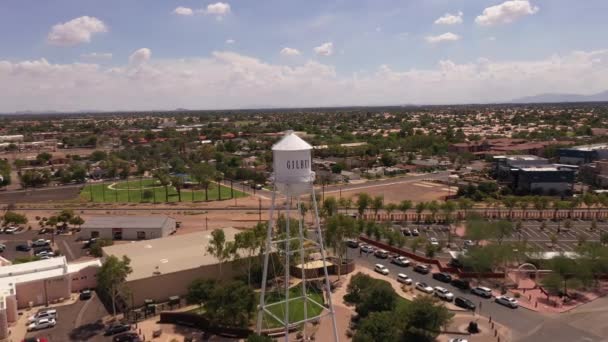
[69,320,105,341]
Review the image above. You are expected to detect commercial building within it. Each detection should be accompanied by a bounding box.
[0,256,101,339]
[494,155,575,195]
[78,215,176,241]
[558,143,608,165]
[102,228,249,307]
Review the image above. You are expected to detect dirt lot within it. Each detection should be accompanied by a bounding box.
[329,180,454,204]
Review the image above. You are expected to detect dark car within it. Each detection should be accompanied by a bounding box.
[413,264,430,274]
[346,239,359,248]
[105,324,131,336]
[402,228,411,236]
[454,296,476,310]
[113,333,141,342]
[38,228,50,235]
[23,338,49,342]
[83,238,99,249]
[16,244,31,252]
[80,289,92,300]
[432,272,452,283]
[451,278,470,290]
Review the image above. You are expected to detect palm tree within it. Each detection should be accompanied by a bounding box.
[207,229,228,277]
[170,175,184,202]
[427,200,439,223]
[502,196,518,220]
[399,200,412,222]
[371,195,384,220]
[583,193,597,220]
[356,193,371,217]
[415,202,426,223]
[153,169,171,202]
[457,198,473,220]
[441,200,456,224]
[518,197,530,220]
[385,203,397,221]
[214,171,224,201]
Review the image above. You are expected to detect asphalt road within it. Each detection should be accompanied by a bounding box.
[347,248,547,339]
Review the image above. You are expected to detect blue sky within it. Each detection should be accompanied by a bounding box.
[1,0,608,111]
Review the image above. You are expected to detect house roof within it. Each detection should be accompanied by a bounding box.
[102,228,244,282]
[81,215,174,230]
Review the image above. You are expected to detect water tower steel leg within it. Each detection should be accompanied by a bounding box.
[284,196,291,342]
[297,197,308,339]
[256,187,277,333]
[311,186,340,342]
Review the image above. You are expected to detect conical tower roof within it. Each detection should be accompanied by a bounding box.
[272,130,312,151]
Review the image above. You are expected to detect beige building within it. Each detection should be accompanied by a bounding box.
[0,256,101,339]
[102,228,247,307]
[79,215,176,240]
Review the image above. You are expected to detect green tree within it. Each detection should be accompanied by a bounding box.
[206,229,229,277]
[353,311,400,342]
[399,200,412,222]
[3,211,28,226]
[400,296,454,342]
[371,196,384,219]
[325,214,357,278]
[187,278,217,305]
[415,202,426,223]
[410,236,425,255]
[153,169,171,202]
[246,334,273,342]
[355,281,397,318]
[90,239,114,257]
[0,160,11,187]
[170,175,185,202]
[356,193,371,216]
[323,196,339,217]
[205,280,256,327]
[97,255,133,316]
[191,163,215,201]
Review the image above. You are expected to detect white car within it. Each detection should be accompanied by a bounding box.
[360,244,374,253]
[434,286,454,301]
[449,339,468,342]
[495,295,519,308]
[32,239,51,247]
[391,256,410,267]
[415,282,434,294]
[374,264,389,275]
[27,317,56,331]
[27,309,57,323]
[397,273,412,285]
[35,250,53,257]
[4,226,18,234]
[429,237,439,246]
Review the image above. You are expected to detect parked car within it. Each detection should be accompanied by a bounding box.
[346,239,359,248]
[411,228,420,236]
[429,237,439,246]
[38,228,50,235]
[432,272,452,283]
[113,333,142,342]
[402,228,411,236]
[374,264,389,275]
[16,244,31,252]
[495,295,519,308]
[451,278,470,290]
[0,243,5,252]
[4,226,19,234]
[23,337,49,342]
[360,244,374,253]
[34,250,53,258]
[80,289,92,300]
[413,264,430,274]
[397,273,412,285]
[83,238,99,249]
[448,338,469,342]
[434,286,454,301]
[31,239,51,247]
[391,256,410,267]
[104,324,131,336]
[454,296,476,310]
[374,249,389,259]
[27,318,56,332]
[471,286,493,298]
[415,282,434,294]
[463,240,475,248]
[27,309,57,323]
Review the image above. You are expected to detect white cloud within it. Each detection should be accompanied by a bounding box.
[2,49,608,111]
[225,39,235,44]
[173,7,194,16]
[204,2,231,19]
[314,42,333,56]
[80,52,112,60]
[476,0,539,26]
[129,48,152,66]
[434,11,463,25]
[488,36,497,41]
[425,32,461,44]
[280,47,301,56]
[47,16,108,46]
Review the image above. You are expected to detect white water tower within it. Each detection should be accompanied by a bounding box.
[257,131,339,342]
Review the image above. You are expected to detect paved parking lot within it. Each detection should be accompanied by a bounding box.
[0,230,87,262]
[505,220,604,252]
[25,292,113,342]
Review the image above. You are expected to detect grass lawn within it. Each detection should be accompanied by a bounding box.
[257,285,326,329]
[79,178,247,203]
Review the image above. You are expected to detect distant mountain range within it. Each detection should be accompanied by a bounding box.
[511,90,608,104]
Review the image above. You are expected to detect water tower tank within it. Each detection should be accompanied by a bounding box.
[272,131,314,195]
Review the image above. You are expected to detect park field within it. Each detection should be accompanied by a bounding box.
[79,178,247,203]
